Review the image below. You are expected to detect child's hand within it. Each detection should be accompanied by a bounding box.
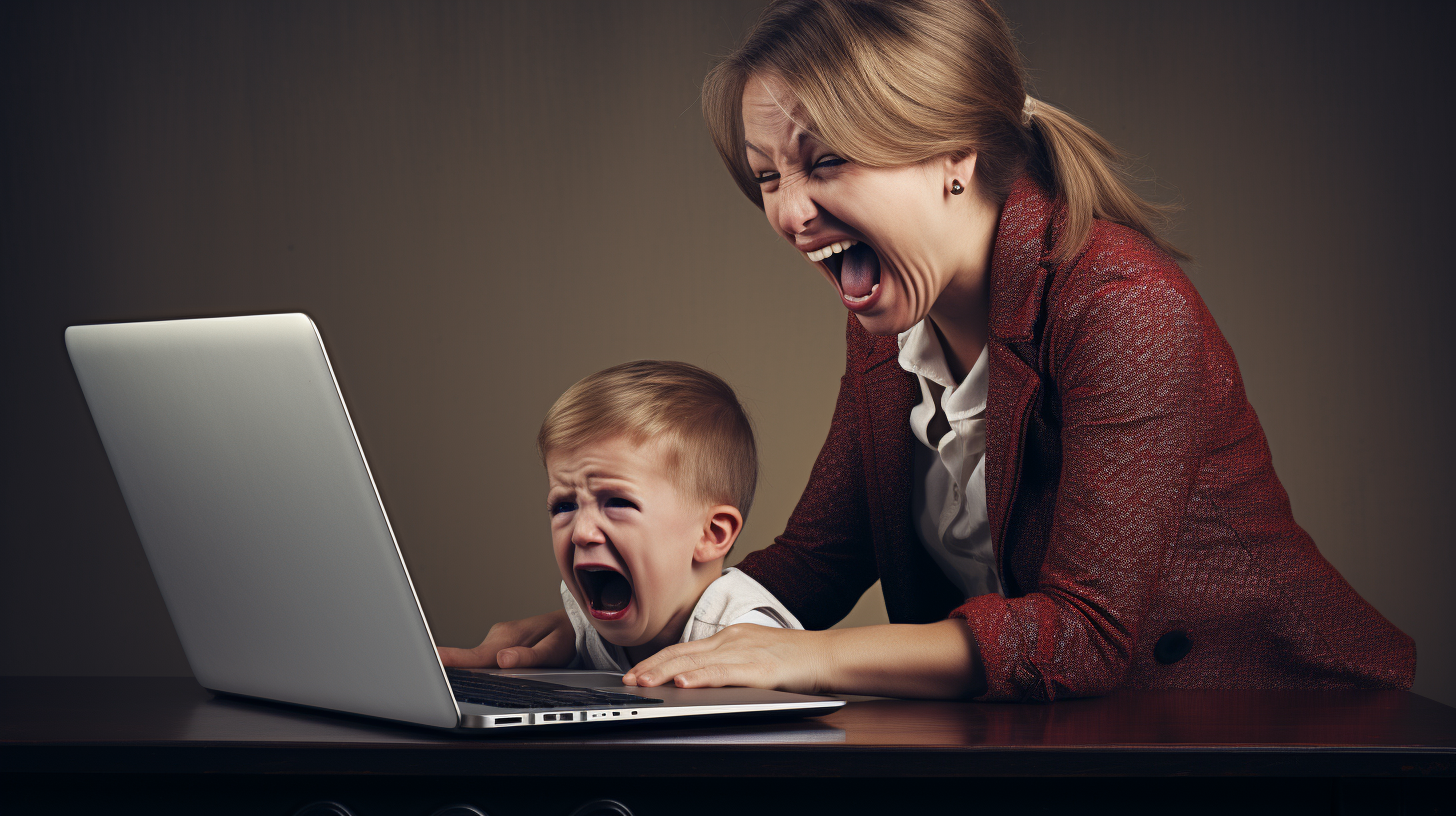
[436,609,576,669]
[621,624,833,694]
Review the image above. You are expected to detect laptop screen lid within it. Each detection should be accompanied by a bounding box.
[66,313,461,729]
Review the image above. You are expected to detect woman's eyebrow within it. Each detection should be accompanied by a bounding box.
[745,133,814,161]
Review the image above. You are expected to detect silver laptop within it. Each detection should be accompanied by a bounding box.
[65,313,843,732]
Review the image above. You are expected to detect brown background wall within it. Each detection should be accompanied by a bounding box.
[3,1,1452,706]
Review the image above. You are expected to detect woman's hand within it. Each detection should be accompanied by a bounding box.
[436,608,575,669]
[623,624,835,694]
[623,619,986,700]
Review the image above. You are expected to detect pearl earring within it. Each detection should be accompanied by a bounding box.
[951,180,964,195]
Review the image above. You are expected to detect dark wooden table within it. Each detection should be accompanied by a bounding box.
[2,677,1452,815]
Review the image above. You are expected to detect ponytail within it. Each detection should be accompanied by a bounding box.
[1027,98,1190,262]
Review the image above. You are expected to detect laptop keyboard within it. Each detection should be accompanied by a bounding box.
[445,668,663,710]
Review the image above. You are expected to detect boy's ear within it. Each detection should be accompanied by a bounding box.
[694,505,743,564]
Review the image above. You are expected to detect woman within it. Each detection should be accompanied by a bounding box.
[443,0,1415,701]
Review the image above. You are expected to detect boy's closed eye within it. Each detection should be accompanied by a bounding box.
[548,497,637,515]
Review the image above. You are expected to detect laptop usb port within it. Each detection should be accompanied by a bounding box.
[493,716,522,725]
[558,712,573,721]
[543,714,557,721]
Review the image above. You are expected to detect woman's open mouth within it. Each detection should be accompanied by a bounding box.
[815,239,883,312]
[576,566,633,621]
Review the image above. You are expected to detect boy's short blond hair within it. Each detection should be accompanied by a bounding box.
[538,360,757,518]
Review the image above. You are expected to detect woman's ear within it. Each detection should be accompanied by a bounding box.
[694,505,744,563]
[944,150,979,195]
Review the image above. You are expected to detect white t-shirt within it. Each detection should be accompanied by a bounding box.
[897,319,1004,599]
[561,567,802,672]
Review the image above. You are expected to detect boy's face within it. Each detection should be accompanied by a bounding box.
[546,435,717,652]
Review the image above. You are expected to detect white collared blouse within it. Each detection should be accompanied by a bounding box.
[897,320,1004,600]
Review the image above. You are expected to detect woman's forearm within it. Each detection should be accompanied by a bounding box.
[818,619,986,699]
[621,617,986,699]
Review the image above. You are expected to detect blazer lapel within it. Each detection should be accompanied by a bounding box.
[985,342,1041,590]
[855,326,963,622]
[984,175,1059,585]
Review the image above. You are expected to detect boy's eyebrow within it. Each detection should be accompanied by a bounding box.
[583,473,641,489]
[547,472,641,489]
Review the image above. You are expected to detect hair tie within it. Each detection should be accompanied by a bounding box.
[1022,95,1038,126]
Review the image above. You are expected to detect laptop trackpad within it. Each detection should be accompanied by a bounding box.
[483,668,826,705]
[484,669,631,688]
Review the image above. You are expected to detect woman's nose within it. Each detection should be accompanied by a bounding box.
[772,178,818,236]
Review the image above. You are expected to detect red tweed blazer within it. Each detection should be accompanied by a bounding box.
[737,175,1416,702]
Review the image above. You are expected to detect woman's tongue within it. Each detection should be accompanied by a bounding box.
[839,242,881,298]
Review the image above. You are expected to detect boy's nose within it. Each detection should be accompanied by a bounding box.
[570,512,607,547]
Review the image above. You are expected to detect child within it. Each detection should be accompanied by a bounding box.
[539,360,801,672]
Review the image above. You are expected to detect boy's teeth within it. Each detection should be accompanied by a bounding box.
[807,239,857,263]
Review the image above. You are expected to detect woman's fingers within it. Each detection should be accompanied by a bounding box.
[623,625,828,694]
[622,637,719,686]
[671,661,746,689]
[639,650,731,688]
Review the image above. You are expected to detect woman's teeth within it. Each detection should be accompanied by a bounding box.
[806,239,858,263]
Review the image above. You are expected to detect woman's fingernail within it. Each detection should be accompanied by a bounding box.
[640,674,654,685]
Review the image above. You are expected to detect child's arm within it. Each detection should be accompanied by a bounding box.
[436,609,576,668]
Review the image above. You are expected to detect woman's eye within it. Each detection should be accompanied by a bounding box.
[549,501,577,516]
[753,171,780,185]
[813,156,846,171]
[605,497,639,510]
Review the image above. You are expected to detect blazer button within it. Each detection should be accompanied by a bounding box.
[1154,630,1193,665]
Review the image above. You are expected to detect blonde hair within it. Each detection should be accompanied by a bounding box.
[703,0,1187,263]
[538,361,758,517]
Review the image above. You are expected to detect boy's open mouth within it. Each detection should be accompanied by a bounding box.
[576,566,633,620]
[820,240,882,304]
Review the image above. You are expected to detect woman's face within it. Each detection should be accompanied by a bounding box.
[741,75,983,336]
